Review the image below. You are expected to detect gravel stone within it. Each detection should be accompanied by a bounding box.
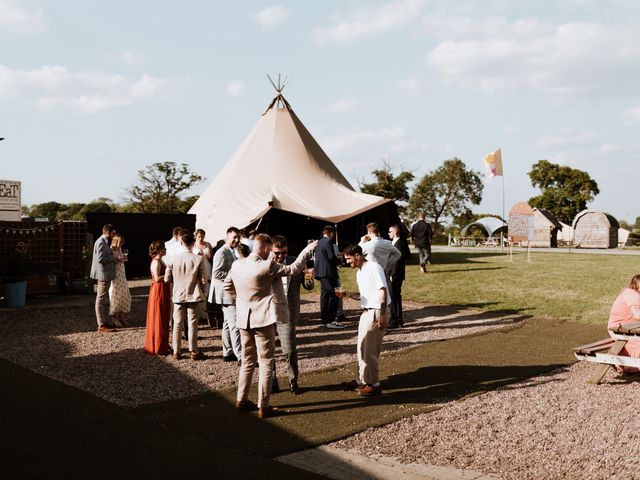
[0,284,517,408]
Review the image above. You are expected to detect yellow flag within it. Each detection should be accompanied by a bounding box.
[483,149,503,177]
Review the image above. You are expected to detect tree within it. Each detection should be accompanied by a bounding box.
[528,160,599,224]
[408,158,483,233]
[28,201,64,221]
[635,217,640,232]
[619,219,632,231]
[125,161,204,214]
[360,160,414,214]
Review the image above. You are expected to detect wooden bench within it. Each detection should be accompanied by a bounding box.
[573,321,640,384]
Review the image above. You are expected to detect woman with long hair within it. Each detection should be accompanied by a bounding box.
[108,233,131,326]
[144,240,172,355]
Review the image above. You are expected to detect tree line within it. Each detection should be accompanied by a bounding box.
[23,157,639,237]
[360,157,638,235]
[23,162,204,221]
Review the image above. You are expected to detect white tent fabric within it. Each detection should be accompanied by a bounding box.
[558,222,573,243]
[460,217,507,238]
[189,94,391,242]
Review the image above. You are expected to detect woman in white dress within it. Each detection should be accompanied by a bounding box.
[109,233,131,326]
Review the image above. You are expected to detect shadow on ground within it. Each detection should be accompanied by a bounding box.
[140,316,604,456]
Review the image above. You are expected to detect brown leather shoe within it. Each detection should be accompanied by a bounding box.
[235,400,258,411]
[340,380,365,392]
[358,384,382,397]
[190,351,206,361]
[173,352,183,360]
[97,325,116,333]
[258,406,281,419]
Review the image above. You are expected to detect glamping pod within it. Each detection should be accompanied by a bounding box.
[572,210,619,249]
[530,208,562,248]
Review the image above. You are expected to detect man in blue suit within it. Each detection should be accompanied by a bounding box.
[313,226,345,329]
[90,224,116,332]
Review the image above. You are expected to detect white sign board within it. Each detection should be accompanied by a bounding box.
[0,179,21,221]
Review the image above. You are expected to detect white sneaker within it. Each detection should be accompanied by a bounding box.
[325,321,346,329]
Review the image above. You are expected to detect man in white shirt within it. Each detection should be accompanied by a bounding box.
[341,244,390,397]
[165,227,186,261]
[358,222,401,278]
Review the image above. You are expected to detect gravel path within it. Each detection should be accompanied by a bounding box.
[333,362,640,479]
[0,284,521,408]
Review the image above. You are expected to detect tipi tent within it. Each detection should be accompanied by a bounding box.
[189,91,398,250]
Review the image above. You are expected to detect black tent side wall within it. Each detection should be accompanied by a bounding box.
[86,213,196,278]
[245,202,402,255]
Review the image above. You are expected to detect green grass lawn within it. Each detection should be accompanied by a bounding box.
[335,250,640,324]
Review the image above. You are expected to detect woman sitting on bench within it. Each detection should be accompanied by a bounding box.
[608,274,640,372]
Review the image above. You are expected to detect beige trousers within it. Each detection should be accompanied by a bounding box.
[237,324,276,408]
[357,308,387,386]
[95,280,111,327]
[172,302,201,354]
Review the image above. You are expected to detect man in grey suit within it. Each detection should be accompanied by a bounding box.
[209,226,242,362]
[270,235,314,395]
[224,234,317,418]
[165,231,209,361]
[90,224,116,332]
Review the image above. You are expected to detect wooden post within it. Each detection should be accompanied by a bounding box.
[587,340,627,384]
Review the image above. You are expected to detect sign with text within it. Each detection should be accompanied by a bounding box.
[0,179,21,221]
[508,202,536,243]
[509,214,535,242]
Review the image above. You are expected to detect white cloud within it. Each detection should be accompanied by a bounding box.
[120,50,141,66]
[623,105,640,126]
[424,17,640,100]
[225,80,245,96]
[397,75,424,98]
[324,98,357,113]
[251,5,291,29]
[320,125,451,162]
[312,0,424,45]
[539,128,599,148]
[321,127,407,156]
[0,65,178,114]
[0,0,46,33]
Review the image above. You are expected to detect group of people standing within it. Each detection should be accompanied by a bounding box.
[89,215,434,418]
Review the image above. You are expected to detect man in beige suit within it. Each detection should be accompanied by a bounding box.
[224,234,317,418]
[165,231,209,361]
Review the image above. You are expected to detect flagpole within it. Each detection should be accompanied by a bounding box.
[501,171,505,253]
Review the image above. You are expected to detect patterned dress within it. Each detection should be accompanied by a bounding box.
[109,249,131,315]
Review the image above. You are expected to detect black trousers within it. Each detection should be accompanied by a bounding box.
[389,277,404,326]
[319,277,339,324]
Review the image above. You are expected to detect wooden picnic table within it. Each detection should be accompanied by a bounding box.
[573,321,640,384]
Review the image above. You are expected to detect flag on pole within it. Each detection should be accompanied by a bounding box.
[483,148,503,178]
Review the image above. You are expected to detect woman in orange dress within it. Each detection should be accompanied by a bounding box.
[144,241,172,355]
[608,274,640,370]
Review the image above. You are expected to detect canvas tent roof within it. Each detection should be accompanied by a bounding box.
[189,92,393,242]
[460,217,507,237]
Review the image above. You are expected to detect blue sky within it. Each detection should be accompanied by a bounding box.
[2,0,640,223]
